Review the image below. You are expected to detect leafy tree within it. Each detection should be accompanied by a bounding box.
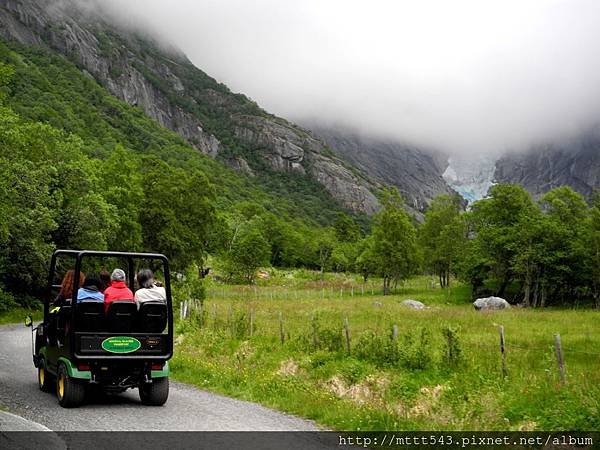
[225,221,270,283]
[467,184,536,297]
[333,212,361,242]
[371,188,420,294]
[420,194,465,288]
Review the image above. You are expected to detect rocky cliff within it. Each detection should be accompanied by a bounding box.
[309,126,456,213]
[495,130,600,200]
[0,0,380,214]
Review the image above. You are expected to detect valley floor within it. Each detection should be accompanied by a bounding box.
[171,273,600,431]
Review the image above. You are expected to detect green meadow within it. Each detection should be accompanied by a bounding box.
[171,272,600,431]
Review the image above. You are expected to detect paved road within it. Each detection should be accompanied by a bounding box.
[0,324,320,431]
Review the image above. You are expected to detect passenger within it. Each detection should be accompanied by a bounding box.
[103,268,134,313]
[134,269,166,309]
[54,269,86,306]
[99,270,111,293]
[76,273,104,303]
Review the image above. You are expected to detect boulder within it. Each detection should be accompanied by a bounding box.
[401,299,426,310]
[473,296,510,310]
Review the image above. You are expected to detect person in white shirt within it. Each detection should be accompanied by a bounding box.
[134,268,166,309]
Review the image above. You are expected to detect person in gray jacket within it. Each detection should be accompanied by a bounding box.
[134,268,166,309]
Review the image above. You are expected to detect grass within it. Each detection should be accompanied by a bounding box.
[0,307,42,326]
[171,273,600,431]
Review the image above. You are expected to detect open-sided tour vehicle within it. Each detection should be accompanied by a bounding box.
[26,250,173,408]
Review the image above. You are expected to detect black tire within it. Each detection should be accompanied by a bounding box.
[38,360,54,392]
[56,363,85,408]
[139,377,169,406]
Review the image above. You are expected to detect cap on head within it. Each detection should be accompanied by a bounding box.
[111,268,126,282]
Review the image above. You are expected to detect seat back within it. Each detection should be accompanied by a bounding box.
[137,301,167,333]
[76,301,104,332]
[106,300,136,332]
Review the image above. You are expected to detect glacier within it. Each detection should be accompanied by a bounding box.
[442,155,497,204]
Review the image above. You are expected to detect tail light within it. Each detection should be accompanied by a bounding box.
[151,363,164,370]
[77,363,90,371]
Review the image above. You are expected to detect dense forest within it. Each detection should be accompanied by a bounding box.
[0,39,599,311]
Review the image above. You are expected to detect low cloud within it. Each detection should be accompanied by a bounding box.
[96,0,600,156]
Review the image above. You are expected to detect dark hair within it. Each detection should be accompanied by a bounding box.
[99,271,111,291]
[82,273,102,291]
[136,269,155,289]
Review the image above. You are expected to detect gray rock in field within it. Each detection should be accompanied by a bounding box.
[401,299,426,310]
[372,301,383,308]
[473,296,510,310]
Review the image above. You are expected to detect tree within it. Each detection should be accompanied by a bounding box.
[371,188,420,294]
[139,157,216,269]
[419,194,465,288]
[226,221,270,283]
[333,212,361,242]
[467,184,537,298]
[312,228,337,280]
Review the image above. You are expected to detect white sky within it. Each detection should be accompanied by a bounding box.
[100,0,600,156]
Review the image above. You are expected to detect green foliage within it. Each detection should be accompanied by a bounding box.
[371,188,421,294]
[420,194,465,288]
[221,221,270,283]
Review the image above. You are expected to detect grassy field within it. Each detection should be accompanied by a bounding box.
[171,272,600,431]
[0,308,42,326]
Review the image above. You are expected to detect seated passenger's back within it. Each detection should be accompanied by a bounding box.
[106,301,137,332]
[76,301,105,332]
[137,301,167,333]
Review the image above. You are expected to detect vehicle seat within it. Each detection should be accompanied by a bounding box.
[76,301,105,332]
[106,301,136,332]
[137,301,167,333]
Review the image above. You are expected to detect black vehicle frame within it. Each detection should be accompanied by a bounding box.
[29,250,173,407]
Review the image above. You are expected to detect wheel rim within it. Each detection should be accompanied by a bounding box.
[39,368,45,387]
[58,374,65,399]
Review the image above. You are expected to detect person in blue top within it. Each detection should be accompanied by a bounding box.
[77,273,105,303]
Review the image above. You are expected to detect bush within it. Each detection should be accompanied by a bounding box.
[0,289,17,313]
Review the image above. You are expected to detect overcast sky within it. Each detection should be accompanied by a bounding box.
[101,0,600,156]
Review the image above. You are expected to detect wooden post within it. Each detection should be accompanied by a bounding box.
[312,315,318,349]
[340,288,343,299]
[343,317,351,353]
[227,306,233,337]
[554,334,566,385]
[249,308,254,337]
[279,312,285,345]
[322,288,325,300]
[351,287,354,297]
[212,303,217,329]
[198,302,203,328]
[499,326,508,378]
[392,324,398,341]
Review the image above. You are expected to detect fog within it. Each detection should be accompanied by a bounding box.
[98,0,600,156]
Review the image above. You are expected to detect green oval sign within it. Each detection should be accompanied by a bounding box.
[101,336,141,354]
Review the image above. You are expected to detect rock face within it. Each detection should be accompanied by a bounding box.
[401,299,426,310]
[473,296,510,310]
[495,130,600,200]
[309,125,456,215]
[0,0,381,214]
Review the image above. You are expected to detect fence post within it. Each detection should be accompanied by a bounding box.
[343,317,351,353]
[312,315,318,349]
[554,333,566,385]
[279,312,285,345]
[499,325,508,378]
[227,306,233,337]
[351,287,354,297]
[212,303,217,330]
[392,324,398,341]
[249,308,254,337]
[198,302,203,328]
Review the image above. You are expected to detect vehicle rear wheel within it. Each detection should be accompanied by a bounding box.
[38,361,53,392]
[139,377,169,406]
[56,363,85,408]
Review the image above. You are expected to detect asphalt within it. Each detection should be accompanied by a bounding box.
[0,323,321,432]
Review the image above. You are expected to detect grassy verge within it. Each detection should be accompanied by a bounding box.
[0,308,42,325]
[170,274,600,431]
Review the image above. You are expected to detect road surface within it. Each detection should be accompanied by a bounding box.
[0,324,320,432]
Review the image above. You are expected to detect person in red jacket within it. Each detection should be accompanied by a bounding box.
[103,268,134,314]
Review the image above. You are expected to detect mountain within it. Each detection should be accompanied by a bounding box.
[308,126,456,214]
[495,130,600,200]
[0,0,379,216]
